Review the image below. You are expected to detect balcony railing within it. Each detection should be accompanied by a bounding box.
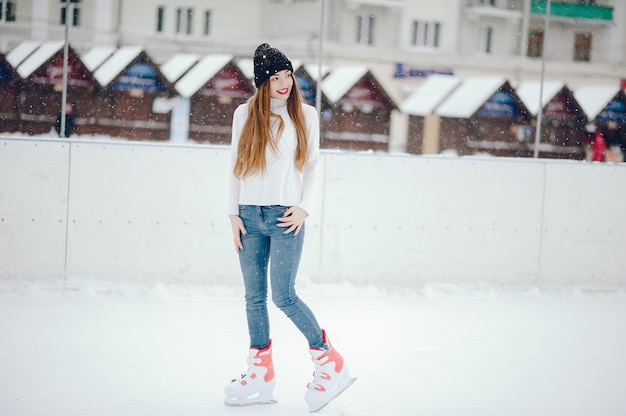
[531,1,613,21]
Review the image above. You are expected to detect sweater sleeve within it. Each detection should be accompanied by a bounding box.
[227,105,246,216]
[297,105,320,216]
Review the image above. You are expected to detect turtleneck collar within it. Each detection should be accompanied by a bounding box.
[270,97,288,112]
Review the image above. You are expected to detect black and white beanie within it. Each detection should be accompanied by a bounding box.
[253,43,293,88]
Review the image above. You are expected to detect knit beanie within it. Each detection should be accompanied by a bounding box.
[253,43,293,88]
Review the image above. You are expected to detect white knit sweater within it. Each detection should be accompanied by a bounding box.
[228,98,320,216]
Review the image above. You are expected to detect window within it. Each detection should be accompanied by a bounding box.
[60,0,81,27]
[156,6,164,33]
[204,10,211,36]
[186,9,193,35]
[357,14,375,45]
[477,25,493,54]
[527,28,543,58]
[411,20,441,48]
[176,7,194,34]
[478,0,496,5]
[0,1,17,23]
[574,32,592,61]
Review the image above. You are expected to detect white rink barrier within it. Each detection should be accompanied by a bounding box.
[1,136,625,288]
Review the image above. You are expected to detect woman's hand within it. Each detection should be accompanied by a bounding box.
[229,215,247,253]
[277,206,308,236]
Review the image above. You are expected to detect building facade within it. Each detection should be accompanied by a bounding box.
[1,1,624,75]
[1,0,625,156]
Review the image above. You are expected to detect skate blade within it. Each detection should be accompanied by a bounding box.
[310,376,357,413]
[224,398,277,407]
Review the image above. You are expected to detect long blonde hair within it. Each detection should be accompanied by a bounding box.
[233,74,308,179]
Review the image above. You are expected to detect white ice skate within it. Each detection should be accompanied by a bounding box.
[224,340,277,406]
[305,330,356,412]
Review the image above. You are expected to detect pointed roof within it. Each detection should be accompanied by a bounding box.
[10,41,95,88]
[400,75,462,116]
[82,46,116,72]
[6,40,41,68]
[94,46,143,87]
[235,58,254,80]
[175,54,234,98]
[516,80,566,116]
[16,40,65,79]
[322,66,369,104]
[573,85,622,120]
[437,77,518,118]
[290,64,329,108]
[302,63,330,82]
[161,53,201,83]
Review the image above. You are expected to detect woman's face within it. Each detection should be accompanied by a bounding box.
[269,70,293,100]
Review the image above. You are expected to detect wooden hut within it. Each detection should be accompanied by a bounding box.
[574,85,626,160]
[0,53,20,133]
[175,54,254,144]
[435,77,530,157]
[93,46,175,140]
[294,63,330,109]
[400,75,461,155]
[517,81,587,160]
[321,66,397,152]
[12,41,97,136]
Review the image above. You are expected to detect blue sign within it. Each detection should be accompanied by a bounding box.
[477,90,523,118]
[112,60,167,93]
[394,63,454,78]
[0,60,14,81]
[295,73,316,106]
[597,96,626,124]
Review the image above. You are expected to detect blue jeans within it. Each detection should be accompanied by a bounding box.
[238,205,324,349]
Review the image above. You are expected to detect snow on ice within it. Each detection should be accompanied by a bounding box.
[1,280,625,416]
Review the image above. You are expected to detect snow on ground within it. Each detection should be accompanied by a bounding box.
[1,280,625,416]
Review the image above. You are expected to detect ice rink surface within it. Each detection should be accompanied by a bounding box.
[1,280,625,416]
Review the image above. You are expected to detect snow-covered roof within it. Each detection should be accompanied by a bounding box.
[302,63,330,82]
[17,41,65,79]
[161,53,200,83]
[515,80,565,116]
[175,54,233,98]
[400,75,461,116]
[94,46,143,87]
[290,59,303,72]
[6,40,41,68]
[573,85,621,120]
[82,46,116,72]
[436,76,506,118]
[322,66,369,104]
[236,58,254,80]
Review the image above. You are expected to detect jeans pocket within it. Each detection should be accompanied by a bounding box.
[267,205,289,214]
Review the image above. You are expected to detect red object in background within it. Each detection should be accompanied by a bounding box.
[592,132,606,162]
[621,79,626,90]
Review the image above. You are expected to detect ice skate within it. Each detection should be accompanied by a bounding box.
[305,330,356,412]
[224,340,277,406]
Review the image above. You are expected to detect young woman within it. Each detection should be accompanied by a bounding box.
[225,43,356,412]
